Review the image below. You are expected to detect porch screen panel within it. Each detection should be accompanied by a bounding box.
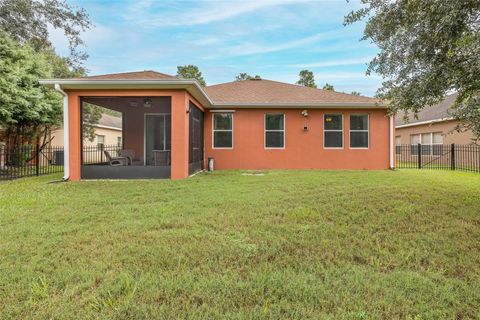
[189,102,204,175]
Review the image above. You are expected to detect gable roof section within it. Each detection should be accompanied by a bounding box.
[72,70,178,80]
[205,79,379,105]
[98,114,122,129]
[40,70,386,108]
[396,93,457,127]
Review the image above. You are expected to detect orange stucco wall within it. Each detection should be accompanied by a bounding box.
[65,89,190,181]
[205,108,391,170]
[65,89,392,180]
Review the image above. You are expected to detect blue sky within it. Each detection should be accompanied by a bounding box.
[50,0,381,96]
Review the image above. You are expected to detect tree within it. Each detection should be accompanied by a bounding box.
[235,73,253,81]
[0,1,98,141]
[177,65,206,86]
[350,91,361,96]
[345,0,480,141]
[323,83,334,91]
[0,0,91,72]
[0,32,61,152]
[81,103,103,142]
[296,70,317,88]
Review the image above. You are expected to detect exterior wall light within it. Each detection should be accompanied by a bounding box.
[143,98,152,108]
[302,109,309,131]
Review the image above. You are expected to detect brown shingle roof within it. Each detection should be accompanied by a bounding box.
[98,114,122,129]
[62,71,382,106]
[74,70,178,80]
[395,93,458,126]
[205,78,380,105]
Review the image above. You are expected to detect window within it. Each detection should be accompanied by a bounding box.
[350,114,369,148]
[410,134,420,145]
[213,113,233,148]
[395,136,401,154]
[410,132,444,155]
[432,132,443,155]
[117,136,122,146]
[96,134,105,150]
[265,114,285,148]
[410,134,420,154]
[324,114,343,148]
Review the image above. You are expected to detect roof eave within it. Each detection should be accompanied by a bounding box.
[395,117,453,128]
[39,79,214,107]
[39,79,386,109]
[210,102,387,109]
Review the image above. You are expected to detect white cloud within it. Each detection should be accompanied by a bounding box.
[314,71,381,80]
[288,57,373,68]
[126,0,304,27]
[203,28,347,59]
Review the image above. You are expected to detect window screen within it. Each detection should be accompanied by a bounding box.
[350,114,369,148]
[213,113,233,148]
[265,114,285,148]
[324,114,343,148]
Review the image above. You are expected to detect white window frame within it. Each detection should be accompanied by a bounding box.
[96,134,105,144]
[323,114,343,149]
[212,113,234,149]
[349,114,369,149]
[264,113,285,149]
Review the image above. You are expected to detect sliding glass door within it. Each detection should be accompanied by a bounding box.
[145,114,171,166]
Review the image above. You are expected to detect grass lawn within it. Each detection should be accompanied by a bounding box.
[0,170,479,319]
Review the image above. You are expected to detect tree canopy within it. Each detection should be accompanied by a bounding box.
[0,32,61,148]
[177,65,206,86]
[235,73,252,81]
[322,83,335,91]
[345,0,480,141]
[296,70,317,88]
[0,0,91,72]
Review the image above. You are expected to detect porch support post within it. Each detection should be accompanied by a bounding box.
[389,114,395,169]
[170,92,189,179]
[54,84,70,180]
[68,93,82,181]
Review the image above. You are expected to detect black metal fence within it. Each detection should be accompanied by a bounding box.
[396,144,480,173]
[0,145,64,181]
[82,144,122,165]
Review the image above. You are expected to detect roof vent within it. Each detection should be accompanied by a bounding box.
[250,75,262,80]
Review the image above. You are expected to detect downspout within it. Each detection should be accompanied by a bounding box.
[389,114,395,169]
[54,84,69,180]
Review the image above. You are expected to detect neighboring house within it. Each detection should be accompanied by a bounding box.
[395,93,474,146]
[40,70,395,180]
[50,114,123,147]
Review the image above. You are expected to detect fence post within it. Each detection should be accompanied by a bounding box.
[417,143,422,169]
[100,144,104,163]
[35,143,40,176]
[451,143,455,171]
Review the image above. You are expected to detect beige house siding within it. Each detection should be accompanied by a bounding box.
[50,126,123,147]
[396,120,474,145]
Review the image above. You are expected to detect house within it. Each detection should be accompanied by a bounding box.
[395,93,474,146]
[40,71,395,180]
[50,113,123,147]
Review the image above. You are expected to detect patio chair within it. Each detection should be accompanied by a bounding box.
[119,149,143,166]
[104,150,128,166]
[153,150,170,166]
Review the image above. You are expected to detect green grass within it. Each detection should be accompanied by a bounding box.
[1,170,479,319]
